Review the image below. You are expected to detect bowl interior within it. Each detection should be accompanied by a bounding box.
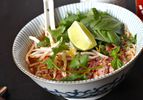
[12,2,143,84]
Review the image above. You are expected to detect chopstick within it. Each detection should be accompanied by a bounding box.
[48,0,56,30]
[0,86,7,96]
[43,0,55,46]
[43,0,49,33]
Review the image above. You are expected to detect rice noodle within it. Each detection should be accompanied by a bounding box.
[26,44,35,64]
[61,52,67,77]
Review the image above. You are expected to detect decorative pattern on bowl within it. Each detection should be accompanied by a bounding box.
[45,74,125,99]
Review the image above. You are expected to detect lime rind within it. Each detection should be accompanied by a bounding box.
[68,21,97,51]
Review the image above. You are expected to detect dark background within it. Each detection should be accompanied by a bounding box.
[0,0,143,100]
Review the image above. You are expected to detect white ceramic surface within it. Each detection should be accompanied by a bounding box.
[80,0,127,8]
[12,2,143,100]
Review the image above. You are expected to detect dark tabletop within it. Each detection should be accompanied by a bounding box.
[0,0,143,100]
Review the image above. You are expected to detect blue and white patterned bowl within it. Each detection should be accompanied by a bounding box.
[12,2,143,100]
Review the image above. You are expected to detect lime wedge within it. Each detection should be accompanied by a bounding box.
[68,21,96,51]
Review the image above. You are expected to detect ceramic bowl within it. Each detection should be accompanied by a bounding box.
[12,2,143,100]
[80,0,127,8]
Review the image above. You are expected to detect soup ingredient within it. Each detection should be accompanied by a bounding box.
[110,47,123,69]
[69,54,89,69]
[68,21,97,50]
[80,8,124,45]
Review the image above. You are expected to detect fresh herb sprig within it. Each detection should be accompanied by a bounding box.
[110,47,123,69]
[44,58,60,70]
[81,8,124,45]
[37,37,50,47]
[69,54,88,69]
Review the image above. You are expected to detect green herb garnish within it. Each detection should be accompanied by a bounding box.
[56,8,124,45]
[37,37,50,47]
[82,8,123,45]
[44,58,60,70]
[111,58,123,69]
[69,54,89,69]
[110,47,123,69]
[49,26,66,41]
[51,37,69,59]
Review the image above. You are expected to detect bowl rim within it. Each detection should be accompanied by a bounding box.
[12,2,143,85]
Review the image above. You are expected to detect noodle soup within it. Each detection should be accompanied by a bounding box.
[26,8,136,81]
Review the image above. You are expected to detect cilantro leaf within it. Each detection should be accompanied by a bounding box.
[52,37,69,59]
[79,55,88,67]
[129,34,137,44]
[69,54,80,69]
[44,58,60,70]
[110,46,120,58]
[37,37,50,47]
[110,47,123,69]
[60,12,86,29]
[69,54,89,69]
[111,57,123,69]
[49,26,66,41]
